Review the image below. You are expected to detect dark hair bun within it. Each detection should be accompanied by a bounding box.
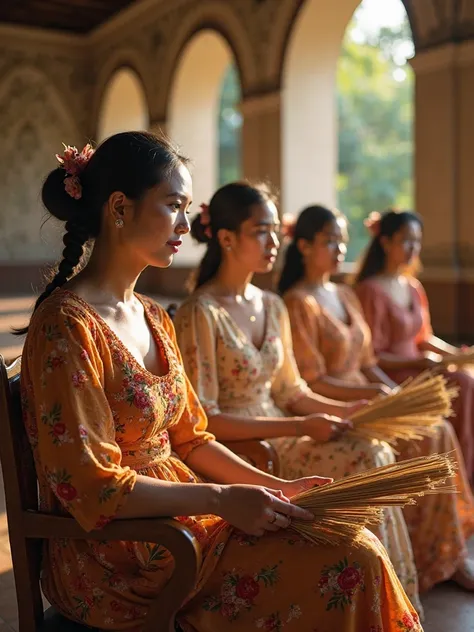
[41,167,84,222]
[190,214,211,244]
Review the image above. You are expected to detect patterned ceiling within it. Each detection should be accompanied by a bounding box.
[0,0,137,34]
[0,0,473,50]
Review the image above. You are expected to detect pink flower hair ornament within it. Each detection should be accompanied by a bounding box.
[199,203,212,239]
[281,213,297,240]
[364,211,382,238]
[56,143,94,200]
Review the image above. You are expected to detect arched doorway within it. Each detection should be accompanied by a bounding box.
[338,0,414,260]
[282,0,413,248]
[168,30,242,265]
[97,68,149,141]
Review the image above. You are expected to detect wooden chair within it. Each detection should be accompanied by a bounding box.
[0,355,280,631]
[0,356,200,632]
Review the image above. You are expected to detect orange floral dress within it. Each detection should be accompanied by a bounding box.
[174,291,421,613]
[21,289,422,632]
[284,284,474,593]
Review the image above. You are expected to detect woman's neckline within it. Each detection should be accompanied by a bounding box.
[56,288,173,382]
[291,283,354,328]
[197,291,271,354]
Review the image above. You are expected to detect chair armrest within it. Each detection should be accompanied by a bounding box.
[23,512,201,632]
[224,439,280,476]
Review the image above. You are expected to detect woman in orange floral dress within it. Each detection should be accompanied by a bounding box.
[19,133,421,632]
[278,204,474,593]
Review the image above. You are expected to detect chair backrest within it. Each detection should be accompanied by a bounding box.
[0,355,44,630]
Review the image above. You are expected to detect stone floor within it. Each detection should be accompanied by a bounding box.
[0,295,473,630]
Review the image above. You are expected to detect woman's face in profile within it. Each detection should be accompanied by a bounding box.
[121,163,193,270]
[300,219,348,276]
[384,220,422,268]
[227,201,281,275]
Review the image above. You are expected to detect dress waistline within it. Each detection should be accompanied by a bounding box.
[120,431,171,469]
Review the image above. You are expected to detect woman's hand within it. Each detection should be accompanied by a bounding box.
[216,484,314,536]
[338,399,369,418]
[414,351,443,370]
[278,475,333,500]
[366,383,393,397]
[299,414,352,443]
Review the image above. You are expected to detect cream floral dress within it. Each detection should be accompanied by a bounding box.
[174,291,421,614]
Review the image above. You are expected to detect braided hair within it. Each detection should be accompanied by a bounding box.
[16,131,188,335]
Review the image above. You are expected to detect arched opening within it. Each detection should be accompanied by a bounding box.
[282,0,413,254]
[97,68,149,141]
[338,0,414,260]
[218,63,242,187]
[168,30,241,265]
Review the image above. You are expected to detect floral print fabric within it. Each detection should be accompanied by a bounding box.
[21,289,421,631]
[284,285,376,386]
[286,283,474,592]
[175,292,421,612]
[356,277,474,483]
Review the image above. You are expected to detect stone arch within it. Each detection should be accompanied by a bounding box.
[158,1,256,117]
[91,48,153,139]
[0,65,80,262]
[271,0,417,86]
[278,0,413,215]
[96,67,149,141]
[167,29,241,266]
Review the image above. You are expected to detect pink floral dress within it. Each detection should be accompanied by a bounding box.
[357,277,474,482]
[21,289,421,632]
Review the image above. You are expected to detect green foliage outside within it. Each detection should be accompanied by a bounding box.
[218,65,242,187]
[218,12,414,261]
[338,16,413,260]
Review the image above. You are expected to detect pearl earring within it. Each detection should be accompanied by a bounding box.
[115,218,124,228]
[225,245,231,251]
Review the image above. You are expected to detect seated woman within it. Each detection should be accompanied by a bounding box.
[174,182,420,611]
[278,204,474,593]
[354,210,474,485]
[18,132,421,632]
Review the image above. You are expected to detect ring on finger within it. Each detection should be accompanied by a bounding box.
[269,512,291,528]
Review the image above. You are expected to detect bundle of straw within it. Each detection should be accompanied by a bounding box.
[290,453,456,545]
[440,350,474,368]
[348,371,458,445]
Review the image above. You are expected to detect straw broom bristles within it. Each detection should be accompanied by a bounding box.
[347,372,458,445]
[289,453,457,545]
[440,351,474,368]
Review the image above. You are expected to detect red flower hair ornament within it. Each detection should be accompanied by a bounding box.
[199,203,212,239]
[364,211,382,238]
[281,213,297,240]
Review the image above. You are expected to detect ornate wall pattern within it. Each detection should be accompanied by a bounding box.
[0,0,474,268]
[0,64,83,261]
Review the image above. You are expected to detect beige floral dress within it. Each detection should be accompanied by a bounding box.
[174,291,421,613]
